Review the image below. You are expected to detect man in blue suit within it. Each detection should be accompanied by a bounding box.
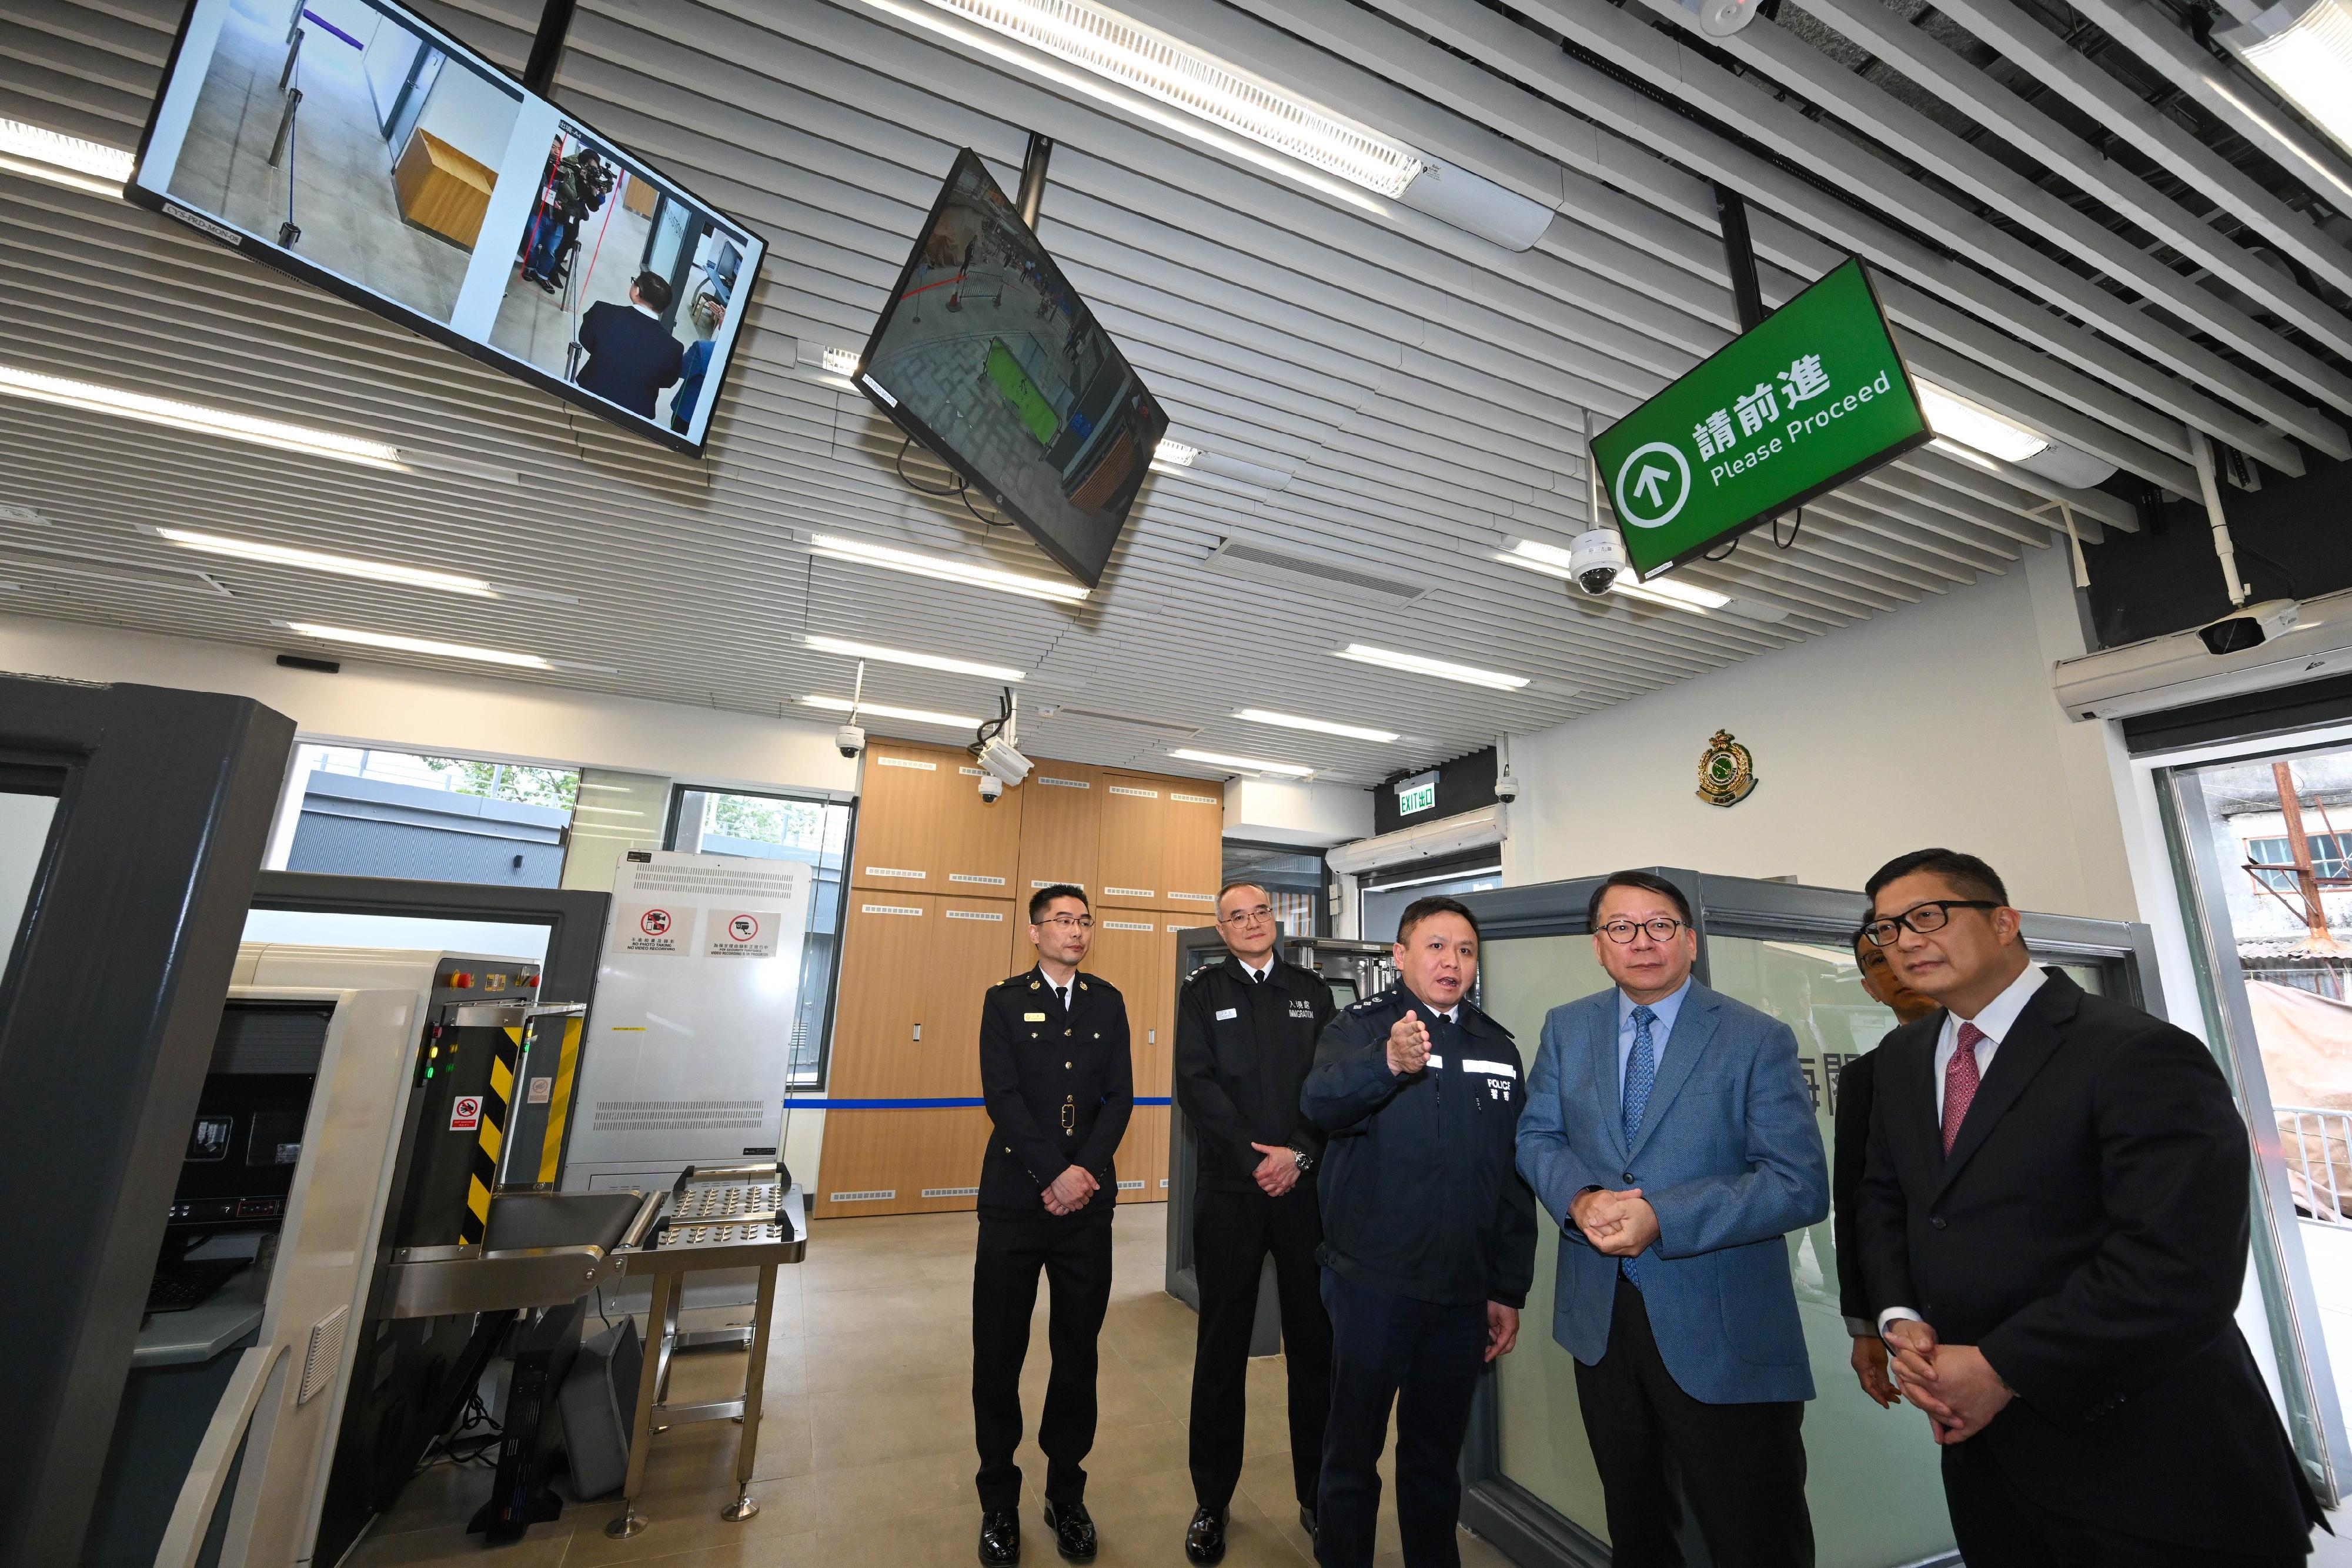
[574,272,686,421]
[1517,870,1828,1568]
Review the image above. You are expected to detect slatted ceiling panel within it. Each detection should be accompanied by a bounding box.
[5,0,2247,780]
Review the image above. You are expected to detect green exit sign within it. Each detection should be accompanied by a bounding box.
[1398,781,1437,815]
[1589,258,1930,578]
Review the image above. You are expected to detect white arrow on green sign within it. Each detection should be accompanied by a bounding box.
[1588,258,1930,577]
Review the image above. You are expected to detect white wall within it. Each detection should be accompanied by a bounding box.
[1225,775,1372,847]
[0,612,860,798]
[412,59,518,169]
[1505,546,2140,921]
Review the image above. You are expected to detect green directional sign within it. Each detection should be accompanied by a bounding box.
[1590,258,1930,578]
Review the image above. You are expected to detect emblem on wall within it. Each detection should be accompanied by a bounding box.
[1696,730,1758,807]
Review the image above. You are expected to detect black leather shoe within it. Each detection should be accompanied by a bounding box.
[1184,1505,1227,1564]
[1042,1499,1097,1563]
[978,1509,1020,1565]
[1299,1505,1318,1540]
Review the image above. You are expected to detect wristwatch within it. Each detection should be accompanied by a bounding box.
[1288,1144,1316,1174]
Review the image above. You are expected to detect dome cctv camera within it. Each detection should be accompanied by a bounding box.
[1495,773,1522,803]
[836,723,866,759]
[1569,529,1629,597]
[978,774,1004,805]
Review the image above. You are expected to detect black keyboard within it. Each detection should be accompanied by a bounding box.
[146,1263,239,1313]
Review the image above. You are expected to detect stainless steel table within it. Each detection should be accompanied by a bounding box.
[604,1162,807,1538]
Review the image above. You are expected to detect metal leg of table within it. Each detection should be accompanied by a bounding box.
[721,1263,780,1522]
[652,1274,683,1431]
[604,1269,674,1540]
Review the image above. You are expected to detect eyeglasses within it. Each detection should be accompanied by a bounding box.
[1038,915,1093,930]
[1218,904,1274,925]
[1598,917,1687,944]
[1860,900,1999,947]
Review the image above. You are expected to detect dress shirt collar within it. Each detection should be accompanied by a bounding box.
[1236,956,1274,984]
[1618,977,1693,1044]
[1401,985,1459,1024]
[1943,961,2047,1048]
[632,302,659,320]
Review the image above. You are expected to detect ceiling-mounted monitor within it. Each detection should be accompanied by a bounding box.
[125,0,766,455]
[855,149,1168,589]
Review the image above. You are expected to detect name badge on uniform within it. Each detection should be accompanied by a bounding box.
[1024,1012,1047,1022]
[1288,1001,1315,1018]
[1215,1007,1238,1021]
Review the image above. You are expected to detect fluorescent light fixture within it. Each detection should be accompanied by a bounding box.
[1333,643,1530,691]
[151,527,495,596]
[806,634,1025,682]
[280,622,558,670]
[0,363,406,470]
[1233,707,1398,743]
[800,694,984,727]
[0,118,132,196]
[892,0,1422,196]
[808,533,1088,603]
[821,347,861,376]
[1170,748,1316,777]
[1915,382,2047,464]
[2222,0,2352,158]
[1154,440,1198,467]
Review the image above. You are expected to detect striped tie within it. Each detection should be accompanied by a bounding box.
[1621,1005,1658,1286]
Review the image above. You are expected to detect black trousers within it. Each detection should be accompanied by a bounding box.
[1943,1435,2311,1568]
[1316,1266,1488,1568]
[971,1215,1113,1512]
[1188,1182,1333,1512]
[1574,1274,1813,1568]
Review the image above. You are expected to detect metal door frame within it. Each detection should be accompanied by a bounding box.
[0,678,295,1566]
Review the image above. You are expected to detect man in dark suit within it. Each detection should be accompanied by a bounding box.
[1856,847,2320,1566]
[1173,879,1337,1563]
[574,271,686,420]
[973,885,1134,1566]
[1832,927,1937,1409]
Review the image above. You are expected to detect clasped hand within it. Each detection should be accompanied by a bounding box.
[1042,1164,1098,1215]
[1569,1186,1660,1258]
[1883,1320,2013,1443]
[1249,1142,1301,1197]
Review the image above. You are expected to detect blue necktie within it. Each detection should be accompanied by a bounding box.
[1621,1004,1658,1286]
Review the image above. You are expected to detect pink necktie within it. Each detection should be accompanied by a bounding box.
[1942,1021,1986,1155]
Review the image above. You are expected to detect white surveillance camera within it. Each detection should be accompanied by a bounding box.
[2197,598,2299,656]
[977,736,1033,787]
[1569,529,1629,596]
[1494,773,1521,803]
[978,774,1004,805]
[836,723,866,759]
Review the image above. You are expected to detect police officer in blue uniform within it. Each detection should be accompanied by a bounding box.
[973,885,1134,1566]
[1301,895,1536,1568]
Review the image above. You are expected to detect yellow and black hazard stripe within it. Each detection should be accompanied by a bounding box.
[534,1012,584,1187]
[459,1025,522,1245]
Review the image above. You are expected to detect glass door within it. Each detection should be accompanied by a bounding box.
[1461,871,2154,1568]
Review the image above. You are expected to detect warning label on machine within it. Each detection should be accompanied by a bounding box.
[450,1095,482,1131]
[708,910,780,959]
[616,903,694,954]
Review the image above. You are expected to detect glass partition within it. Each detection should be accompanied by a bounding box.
[1459,870,2153,1568]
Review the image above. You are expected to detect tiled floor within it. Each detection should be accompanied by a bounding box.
[346,1205,1516,1568]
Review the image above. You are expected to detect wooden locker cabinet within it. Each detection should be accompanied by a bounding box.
[824,894,933,1099]
[935,758,1023,894]
[1095,774,1167,911]
[849,743,952,894]
[923,896,1017,1096]
[1160,785,1226,914]
[1015,764,1100,902]
[814,1106,993,1219]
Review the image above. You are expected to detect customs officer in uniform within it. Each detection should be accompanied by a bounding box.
[1301,895,1537,1568]
[1175,879,1338,1563]
[974,885,1134,1566]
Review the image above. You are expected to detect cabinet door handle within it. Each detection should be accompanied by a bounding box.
[912,1023,921,1042]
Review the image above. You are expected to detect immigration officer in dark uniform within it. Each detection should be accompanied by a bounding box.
[973,884,1134,1566]
[1301,895,1536,1568]
[1174,879,1339,1563]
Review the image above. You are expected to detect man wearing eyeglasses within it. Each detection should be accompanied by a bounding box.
[1516,870,1828,1568]
[1174,880,1338,1563]
[973,884,1134,1567]
[1855,848,2318,1567]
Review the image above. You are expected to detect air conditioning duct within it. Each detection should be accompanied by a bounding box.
[1326,804,1507,875]
[2051,587,2352,721]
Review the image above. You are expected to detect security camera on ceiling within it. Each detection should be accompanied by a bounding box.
[2197,598,2300,656]
[836,723,866,759]
[978,773,1005,805]
[972,688,1032,802]
[1569,529,1629,597]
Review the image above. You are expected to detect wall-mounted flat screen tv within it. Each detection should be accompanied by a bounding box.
[126,0,766,455]
[856,149,1167,589]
